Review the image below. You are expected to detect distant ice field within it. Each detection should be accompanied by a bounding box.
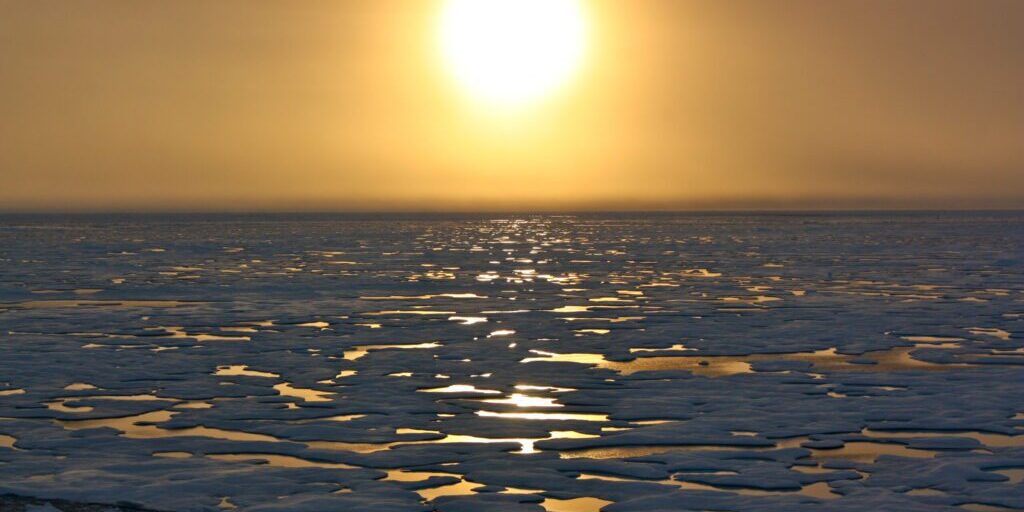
[0,212,1022,511]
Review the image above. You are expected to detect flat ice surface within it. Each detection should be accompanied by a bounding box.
[0,212,1022,512]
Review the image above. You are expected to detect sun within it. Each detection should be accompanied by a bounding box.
[439,0,587,107]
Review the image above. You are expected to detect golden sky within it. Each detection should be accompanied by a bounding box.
[1,0,1022,211]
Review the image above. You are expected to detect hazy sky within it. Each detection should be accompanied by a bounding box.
[1,0,1022,211]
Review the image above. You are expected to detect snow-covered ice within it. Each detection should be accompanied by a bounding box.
[1,212,1022,511]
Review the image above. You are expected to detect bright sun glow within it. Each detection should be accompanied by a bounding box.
[439,0,587,107]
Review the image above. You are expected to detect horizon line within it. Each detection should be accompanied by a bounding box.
[2,207,1023,216]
